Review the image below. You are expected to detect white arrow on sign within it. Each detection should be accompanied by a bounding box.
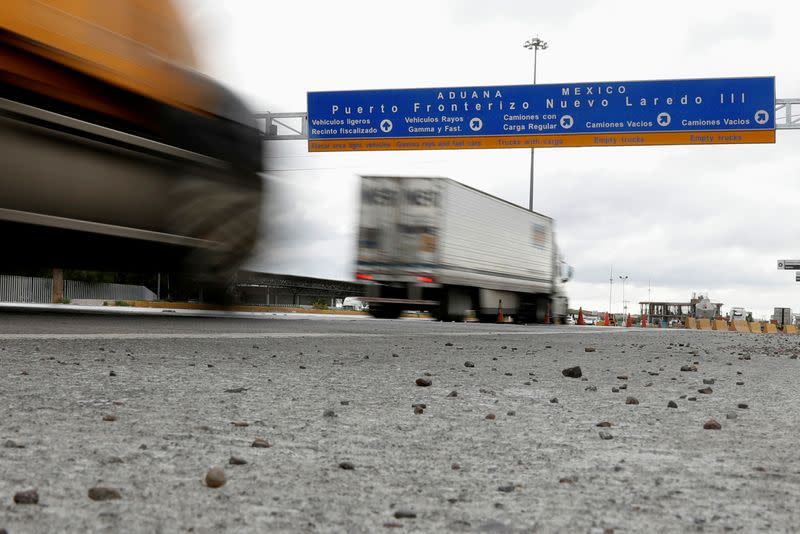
[380,119,393,133]
[560,115,574,129]
[469,117,483,132]
[754,110,769,125]
[657,112,671,127]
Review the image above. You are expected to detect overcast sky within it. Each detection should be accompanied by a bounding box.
[179,0,800,319]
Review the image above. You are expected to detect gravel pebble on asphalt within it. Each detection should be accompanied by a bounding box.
[703,419,722,430]
[205,467,226,488]
[13,489,39,505]
[394,510,417,519]
[88,486,121,501]
[251,438,271,448]
[415,378,432,387]
[562,366,582,378]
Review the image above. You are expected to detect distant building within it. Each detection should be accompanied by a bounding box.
[771,307,792,326]
[639,293,723,326]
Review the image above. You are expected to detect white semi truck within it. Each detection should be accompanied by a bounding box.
[355,176,572,322]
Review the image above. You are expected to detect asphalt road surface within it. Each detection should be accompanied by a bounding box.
[1,311,798,533]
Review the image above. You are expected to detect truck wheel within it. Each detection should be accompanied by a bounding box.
[535,295,549,323]
[166,172,262,284]
[369,305,402,319]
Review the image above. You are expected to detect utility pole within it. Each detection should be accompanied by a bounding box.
[619,275,629,321]
[609,266,613,317]
[523,36,548,211]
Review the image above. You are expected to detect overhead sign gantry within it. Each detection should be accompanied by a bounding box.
[304,77,776,152]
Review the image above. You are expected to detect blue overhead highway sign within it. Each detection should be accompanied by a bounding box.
[307,77,775,152]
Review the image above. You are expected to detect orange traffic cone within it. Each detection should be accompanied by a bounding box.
[603,311,610,326]
[641,313,647,328]
[577,307,585,326]
[496,299,504,323]
[626,314,632,328]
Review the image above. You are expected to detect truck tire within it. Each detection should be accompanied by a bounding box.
[517,294,549,324]
[368,305,402,319]
[535,295,549,323]
[166,172,262,283]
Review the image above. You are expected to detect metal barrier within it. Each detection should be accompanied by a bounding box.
[0,275,156,303]
[0,275,53,303]
[64,280,156,301]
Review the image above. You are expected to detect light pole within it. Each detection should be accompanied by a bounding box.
[523,36,547,211]
[619,275,629,322]
[608,266,613,318]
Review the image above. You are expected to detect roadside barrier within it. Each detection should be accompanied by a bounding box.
[748,322,763,334]
[685,317,697,329]
[696,319,712,330]
[712,319,729,331]
[763,323,778,334]
[784,325,798,334]
[732,320,750,333]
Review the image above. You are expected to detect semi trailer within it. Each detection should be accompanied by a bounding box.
[0,1,264,297]
[356,176,572,322]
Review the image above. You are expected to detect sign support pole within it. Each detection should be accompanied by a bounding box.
[523,36,548,211]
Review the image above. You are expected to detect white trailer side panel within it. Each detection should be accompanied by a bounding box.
[438,179,554,294]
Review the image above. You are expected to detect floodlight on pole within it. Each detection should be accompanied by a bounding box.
[523,36,547,211]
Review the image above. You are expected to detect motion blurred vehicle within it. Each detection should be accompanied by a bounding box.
[355,176,572,322]
[0,1,264,295]
[583,315,599,325]
[340,296,366,311]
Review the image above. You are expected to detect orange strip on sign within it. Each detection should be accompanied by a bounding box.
[308,130,776,152]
